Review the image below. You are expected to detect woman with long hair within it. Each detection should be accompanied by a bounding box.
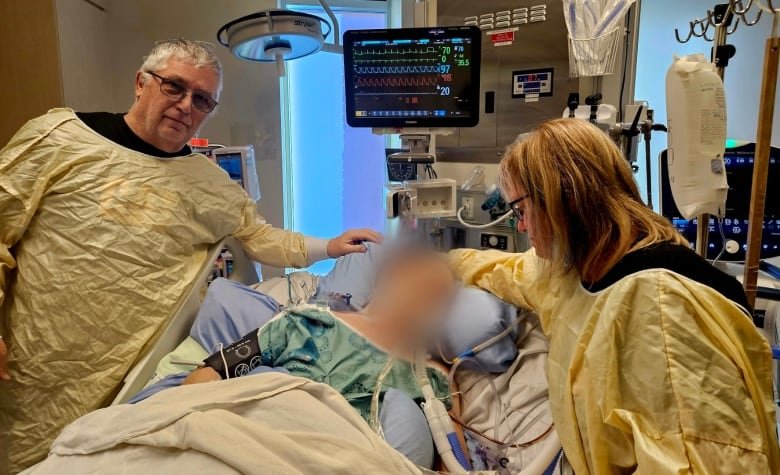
[450,118,778,473]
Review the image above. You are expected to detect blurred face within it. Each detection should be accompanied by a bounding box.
[372,254,456,339]
[125,60,219,153]
[506,183,551,258]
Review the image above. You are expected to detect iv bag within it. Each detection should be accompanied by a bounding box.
[665,54,728,219]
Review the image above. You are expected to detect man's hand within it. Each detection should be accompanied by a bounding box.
[327,228,383,258]
[182,367,221,385]
[0,339,10,381]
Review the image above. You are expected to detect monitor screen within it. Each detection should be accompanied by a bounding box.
[343,26,481,128]
[216,153,244,189]
[660,143,780,261]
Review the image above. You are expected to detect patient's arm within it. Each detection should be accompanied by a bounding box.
[182,367,221,385]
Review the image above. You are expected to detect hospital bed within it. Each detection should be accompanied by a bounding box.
[107,241,563,473]
[106,234,780,472]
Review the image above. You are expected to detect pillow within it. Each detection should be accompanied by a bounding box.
[190,278,281,351]
[437,287,519,373]
[315,242,384,310]
[380,389,434,469]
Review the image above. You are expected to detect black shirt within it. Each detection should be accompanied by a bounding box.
[585,242,752,314]
[77,111,192,158]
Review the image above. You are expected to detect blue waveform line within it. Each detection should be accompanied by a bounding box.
[354,65,440,74]
[354,58,438,64]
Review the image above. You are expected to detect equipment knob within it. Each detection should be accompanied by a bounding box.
[488,235,499,247]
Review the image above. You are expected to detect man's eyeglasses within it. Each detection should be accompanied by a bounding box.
[145,71,218,113]
[507,194,530,222]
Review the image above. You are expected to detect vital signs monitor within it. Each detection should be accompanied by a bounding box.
[660,143,780,261]
[343,26,481,128]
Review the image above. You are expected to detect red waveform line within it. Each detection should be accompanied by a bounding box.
[356,76,438,87]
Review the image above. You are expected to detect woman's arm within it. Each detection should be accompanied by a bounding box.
[448,248,543,311]
[582,274,778,473]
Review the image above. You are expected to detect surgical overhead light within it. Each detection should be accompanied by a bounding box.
[216,1,341,76]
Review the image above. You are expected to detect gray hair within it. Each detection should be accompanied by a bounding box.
[140,39,223,98]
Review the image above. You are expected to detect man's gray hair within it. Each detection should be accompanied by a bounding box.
[140,39,223,97]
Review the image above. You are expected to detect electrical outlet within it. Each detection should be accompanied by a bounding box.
[462,197,474,220]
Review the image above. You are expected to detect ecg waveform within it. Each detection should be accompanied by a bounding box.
[356,76,438,88]
[354,65,440,74]
[353,46,439,64]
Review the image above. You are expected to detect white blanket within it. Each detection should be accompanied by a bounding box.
[25,373,422,475]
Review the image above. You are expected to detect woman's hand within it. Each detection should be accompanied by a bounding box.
[182,367,221,385]
[327,229,383,258]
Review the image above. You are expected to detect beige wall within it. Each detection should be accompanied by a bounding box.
[102,0,289,276]
[56,0,115,111]
[0,0,64,145]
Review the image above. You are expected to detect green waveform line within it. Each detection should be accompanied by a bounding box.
[353,46,438,57]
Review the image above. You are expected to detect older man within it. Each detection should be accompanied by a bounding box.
[0,39,379,472]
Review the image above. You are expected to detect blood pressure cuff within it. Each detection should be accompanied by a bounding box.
[203,328,262,379]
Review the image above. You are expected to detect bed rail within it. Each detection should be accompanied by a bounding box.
[110,237,258,405]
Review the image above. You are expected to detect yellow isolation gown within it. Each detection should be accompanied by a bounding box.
[0,109,323,472]
[450,247,779,474]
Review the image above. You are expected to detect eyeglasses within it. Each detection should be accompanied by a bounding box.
[507,194,530,222]
[145,71,218,113]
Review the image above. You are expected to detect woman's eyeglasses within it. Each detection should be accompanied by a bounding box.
[507,194,530,222]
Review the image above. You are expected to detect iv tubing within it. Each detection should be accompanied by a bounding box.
[456,207,513,229]
[443,314,524,364]
[369,357,396,434]
[442,314,528,447]
[507,431,563,475]
[471,315,523,355]
[448,356,515,449]
[444,318,564,473]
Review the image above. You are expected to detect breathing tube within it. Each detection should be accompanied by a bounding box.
[414,353,471,473]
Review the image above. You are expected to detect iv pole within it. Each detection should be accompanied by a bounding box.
[675,1,774,307]
[696,7,731,257]
[744,3,779,308]
[676,4,737,257]
[674,1,760,258]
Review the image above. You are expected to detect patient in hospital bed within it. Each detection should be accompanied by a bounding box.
[182,246,456,441]
[31,243,533,473]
